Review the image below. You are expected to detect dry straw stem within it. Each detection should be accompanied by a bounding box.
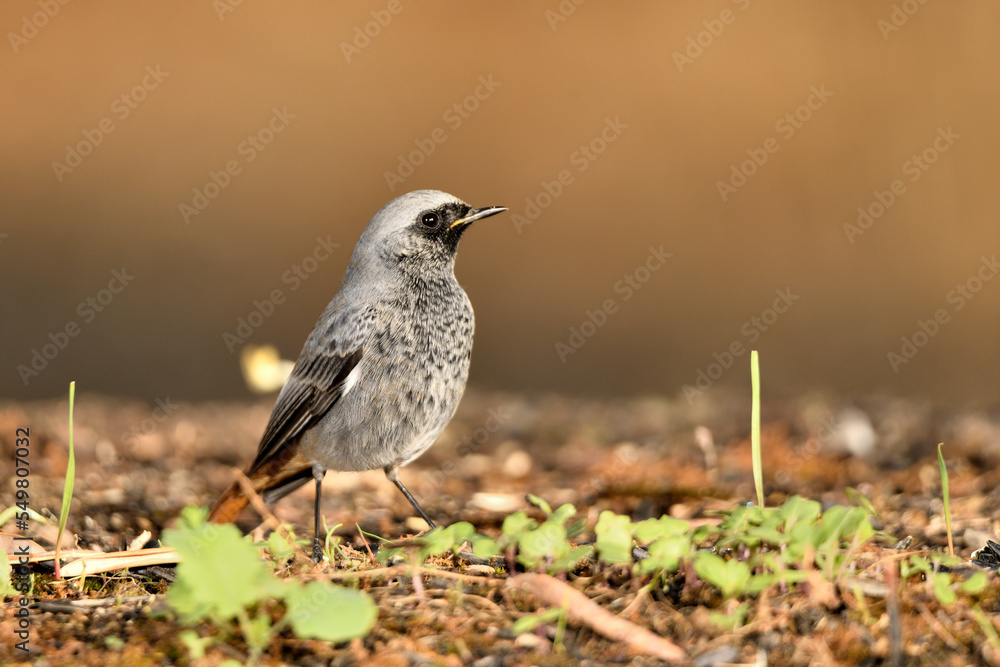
[506,572,687,663]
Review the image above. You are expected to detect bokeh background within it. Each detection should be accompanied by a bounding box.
[3,1,999,405]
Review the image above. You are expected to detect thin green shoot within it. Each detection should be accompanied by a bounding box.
[55,381,77,579]
[751,351,764,508]
[972,605,1000,652]
[937,443,954,558]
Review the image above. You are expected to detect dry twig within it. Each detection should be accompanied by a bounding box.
[506,573,687,663]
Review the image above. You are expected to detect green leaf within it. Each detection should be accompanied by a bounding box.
[556,544,593,572]
[517,521,567,569]
[594,511,634,564]
[471,537,499,559]
[177,630,214,659]
[511,607,563,634]
[55,381,77,571]
[708,602,749,631]
[268,531,295,561]
[902,555,930,579]
[285,580,377,643]
[961,571,988,595]
[502,512,537,539]
[937,443,954,557]
[636,534,691,575]
[526,494,552,516]
[633,516,690,544]
[419,522,476,560]
[694,552,750,599]
[972,605,1000,651]
[0,552,15,598]
[743,573,776,595]
[844,488,877,517]
[779,496,822,528]
[163,505,285,624]
[549,503,577,525]
[244,613,273,653]
[814,506,872,548]
[932,571,956,605]
[750,350,763,509]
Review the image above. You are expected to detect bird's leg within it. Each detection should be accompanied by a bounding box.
[311,466,326,563]
[384,465,436,530]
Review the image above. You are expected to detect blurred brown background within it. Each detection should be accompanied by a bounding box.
[2,1,998,405]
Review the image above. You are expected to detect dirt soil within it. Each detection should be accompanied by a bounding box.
[3,388,1000,666]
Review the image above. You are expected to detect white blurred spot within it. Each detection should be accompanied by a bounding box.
[832,406,877,458]
[501,449,532,478]
[240,344,294,393]
[470,492,521,513]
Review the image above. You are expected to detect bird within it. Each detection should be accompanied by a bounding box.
[208,190,506,561]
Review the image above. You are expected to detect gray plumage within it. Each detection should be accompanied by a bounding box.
[209,190,505,556]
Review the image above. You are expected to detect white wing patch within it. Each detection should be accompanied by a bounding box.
[340,362,364,397]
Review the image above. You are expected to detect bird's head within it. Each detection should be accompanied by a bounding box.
[355,190,506,274]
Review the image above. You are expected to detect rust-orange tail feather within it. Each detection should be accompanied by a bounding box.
[208,444,314,524]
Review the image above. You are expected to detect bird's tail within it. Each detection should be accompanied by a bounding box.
[208,445,315,524]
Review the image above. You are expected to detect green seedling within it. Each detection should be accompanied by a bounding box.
[844,487,878,517]
[900,552,974,605]
[594,511,693,574]
[526,493,553,516]
[54,381,77,579]
[511,604,569,652]
[0,505,49,527]
[178,629,216,659]
[266,530,296,563]
[164,506,376,665]
[973,605,1000,652]
[937,443,954,557]
[708,601,749,631]
[321,519,346,564]
[506,505,592,573]
[0,552,16,598]
[750,350,764,508]
[694,551,752,600]
[512,606,564,634]
[594,511,634,564]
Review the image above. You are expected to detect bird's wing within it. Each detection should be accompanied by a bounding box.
[247,302,376,475]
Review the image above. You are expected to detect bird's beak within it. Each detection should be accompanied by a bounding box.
[449,205,507,230]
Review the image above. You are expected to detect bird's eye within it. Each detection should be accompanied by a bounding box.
[420,212,440,228]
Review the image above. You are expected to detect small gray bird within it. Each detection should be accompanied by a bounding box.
[209,190,506,559]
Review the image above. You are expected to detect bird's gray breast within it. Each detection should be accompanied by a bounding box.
[300,278,474,472]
